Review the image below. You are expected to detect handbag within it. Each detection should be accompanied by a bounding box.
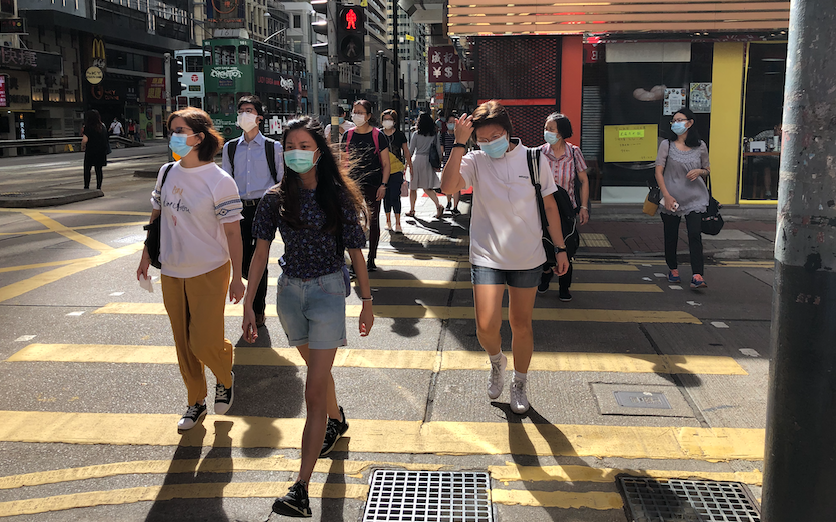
[701,174,724,235]
[143,163,174,269]
[400,179,409,198]
[428,134,441,169]
[526,148,557,269]
[569,145,590,216]
[643,185,661,216]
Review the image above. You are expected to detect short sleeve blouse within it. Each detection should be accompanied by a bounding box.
[656,140,711,216]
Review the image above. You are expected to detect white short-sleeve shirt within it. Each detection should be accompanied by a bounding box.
[459,139,557,270]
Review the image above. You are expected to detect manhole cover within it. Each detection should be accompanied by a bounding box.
[614,391,672,409]
[618,476,761,522]
[363,470,493,521]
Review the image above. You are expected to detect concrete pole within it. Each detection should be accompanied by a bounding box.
[327,0,340,144]
[762,0,836,519]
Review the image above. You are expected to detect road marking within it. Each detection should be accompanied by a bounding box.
[267,258,639,271]
[13,335,35,342]
[65,311,85,317]
[579,233,613,248]
[22,210,113,252]
[489,463,763,486]
[0,259,79,273]
[0,411,765,461]
[712,321,730,329]
[0,221,147,237]
[0,243,144,304]
[8,344,746,375]
[93,302,701,324]
[492,489,623,509]
[265,278,663,293]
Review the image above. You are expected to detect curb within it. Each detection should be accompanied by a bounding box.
[0,189,104,208]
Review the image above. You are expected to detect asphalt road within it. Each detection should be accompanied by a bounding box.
[0,147,773,521]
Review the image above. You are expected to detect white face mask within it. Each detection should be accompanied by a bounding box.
[382,120,394,129]
[352,113,367,126]
[237,112,259,132]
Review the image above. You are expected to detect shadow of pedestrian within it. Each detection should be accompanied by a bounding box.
[317,457,348,522]
[365,268,422,338]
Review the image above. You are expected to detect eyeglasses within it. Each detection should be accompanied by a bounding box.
[670,118,690,124]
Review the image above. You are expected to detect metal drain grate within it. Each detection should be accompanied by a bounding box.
[618,476,761,522]
[363,470,493,522]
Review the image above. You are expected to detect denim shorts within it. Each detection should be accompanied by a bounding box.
[275,271,347,349]
[470,265,543,288]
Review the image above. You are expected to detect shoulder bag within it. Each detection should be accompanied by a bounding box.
[143,163,175,269]
[428,134,442,169]
[526,148,557,269]
[701,173,724,235]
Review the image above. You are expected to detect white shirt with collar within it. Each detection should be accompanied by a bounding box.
[221,131,284,201]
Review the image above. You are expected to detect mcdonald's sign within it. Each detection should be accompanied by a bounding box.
[91,37,106,69]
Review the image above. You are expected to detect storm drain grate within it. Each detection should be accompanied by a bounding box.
[363,470,493,522]
[618,476,761,522]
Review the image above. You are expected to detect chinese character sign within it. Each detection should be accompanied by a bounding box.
[145,77,166,104]
[428,46,459,83]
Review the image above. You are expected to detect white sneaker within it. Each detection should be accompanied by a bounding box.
[510,379,530,414]
[487,353,507,400]
[177,402,207,430]
[214,371,234,415]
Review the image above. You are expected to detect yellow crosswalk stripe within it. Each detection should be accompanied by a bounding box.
[93,302,701,324]
[22,210,113,252]
[265,278,663,293]
[492,489,623,509]
[7,344,746,375]
[267,258,639,271]
[0,411,765,461]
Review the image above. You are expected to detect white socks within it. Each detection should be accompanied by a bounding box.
[489,352,504,363]
[513,370,527,383]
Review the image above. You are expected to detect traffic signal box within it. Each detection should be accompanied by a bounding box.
[337,5,365,63]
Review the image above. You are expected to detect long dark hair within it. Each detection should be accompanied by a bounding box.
[671,107,703,148]
[276,116,367,234]
[417,112,435,136]
[84,110,103,133]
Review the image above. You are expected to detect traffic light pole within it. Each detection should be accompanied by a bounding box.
[327,0,340,145]
[762,0,836,518]
[391,0,401,130]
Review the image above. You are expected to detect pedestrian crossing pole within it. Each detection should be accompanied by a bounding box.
[762,0,836,518]
[328,0,340,145]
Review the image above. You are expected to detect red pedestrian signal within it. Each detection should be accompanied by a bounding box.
[345,8,357,30]
[337,6,366,63]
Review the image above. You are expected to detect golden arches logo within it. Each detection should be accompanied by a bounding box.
[92,38,105,60]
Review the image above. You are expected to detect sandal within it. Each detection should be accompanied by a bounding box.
[404,210,416,218]
[435,205,444,219]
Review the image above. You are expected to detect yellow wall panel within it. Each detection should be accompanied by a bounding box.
[709,42,746,205]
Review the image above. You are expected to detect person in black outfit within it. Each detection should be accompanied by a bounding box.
[81,110,108,190]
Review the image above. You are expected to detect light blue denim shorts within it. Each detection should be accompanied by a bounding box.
[471,264,543,288]
[276,271,347,350]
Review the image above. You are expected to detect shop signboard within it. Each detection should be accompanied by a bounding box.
[604,124,658,163]
[428,46,459,83]
[0,48,62,73]
[689,83,712,113]
[145,77,166,104]
[663,87,686,116]
[0,75,7,107]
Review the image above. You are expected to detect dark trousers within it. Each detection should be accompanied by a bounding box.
[661,211,704,275]
[362,184,382,261]
[241,203,268,315]
[383,171,404,214]
[539,261,574,290]
[83,160,103,189]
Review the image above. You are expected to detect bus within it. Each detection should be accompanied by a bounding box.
[203,37,309,140]
[174,49,210,111]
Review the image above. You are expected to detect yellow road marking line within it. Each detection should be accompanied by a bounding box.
[492,489,623,509]
[0,243,144,304]
[0,411,766,461]
[0,259,80,273]
[0,456,763,491]
[264,278,662,293]
[21,210,112,252]
[93,302,701,324]
[35,209,151,216]
[0,221,147,236]
[7,344,746,375]
[266,258,639,271]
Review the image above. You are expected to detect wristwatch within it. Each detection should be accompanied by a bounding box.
[381,182,388,187]
[555,246,567,254]
[452,143,467,149]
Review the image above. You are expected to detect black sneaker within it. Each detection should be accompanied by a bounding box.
[559,289,573,302]
[451,207,461,215]
[366,259,377,272]
[320,406,349,456]
[177,402,207,431]
[272,480,311,518]
[445,201,452,210]
[537,271,553,294]
[214,371,234,415]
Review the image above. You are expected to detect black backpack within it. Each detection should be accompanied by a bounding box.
[226,137,280,183]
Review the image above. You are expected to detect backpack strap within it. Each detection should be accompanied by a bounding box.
[161,162,174,188]
[372,127,380,155]
[227,140,238,178]
[345,128,354,153]
[526,148,551,231]
[264,137,279,184]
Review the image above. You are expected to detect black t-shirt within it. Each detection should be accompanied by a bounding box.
[343,128,390,187]
[384,129,408,165]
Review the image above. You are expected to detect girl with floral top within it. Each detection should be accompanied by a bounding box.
[241,116,373,518]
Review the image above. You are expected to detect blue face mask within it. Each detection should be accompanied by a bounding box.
[480,134,509,159]
[544,131,559,145]
[447,123,455,130]
[671,121,689,135]
[284,149,319,174]
[338,117,345,125]
[169,133,195,158]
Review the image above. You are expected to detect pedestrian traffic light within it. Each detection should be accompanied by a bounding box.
[337,6,365,63]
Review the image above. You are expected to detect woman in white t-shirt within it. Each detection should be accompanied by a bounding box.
[440,101,570,414]
[136,107,245,432]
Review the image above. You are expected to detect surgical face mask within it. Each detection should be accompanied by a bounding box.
[338,117,345,125]
[382,120,394,129]
[544,131,559,145]
[169,133,196,158]
[480,134,509,159]
[352,113,367,126]
[237,112,259,132]
[447,123,455,131]
[671,121,689,135]
[284,149,319,174]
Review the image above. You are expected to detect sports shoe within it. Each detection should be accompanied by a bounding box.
[510,379,530,414]
[558,289,572,302]
[272,480,311,518]
[690,275,708,289]
[255,314,266,327]
[367,259,377,272]
[537,271,553,294]
[487,353,507,400]
[667,269,681,283]
[214,371,234,415]
[177,402,207,431]
[320,406,349,456]
[445,201,452,210]
[451,207,461,216]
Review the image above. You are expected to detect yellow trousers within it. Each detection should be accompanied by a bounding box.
[161,261,234,405]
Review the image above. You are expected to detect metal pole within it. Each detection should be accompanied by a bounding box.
[762,0,836,519]
[327,0,340,144]
[391,0,401,129]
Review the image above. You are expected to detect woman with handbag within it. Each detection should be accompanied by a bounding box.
[441,101,570,415]
[80,109,108,190]
[406,112,445,220]
[380,108,411,234]
[136,107,245,431]
[537,112,590,302]
[242,117,373,518]
[655,107,711,289]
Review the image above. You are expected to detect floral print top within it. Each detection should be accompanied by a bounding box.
[252,187,366,279]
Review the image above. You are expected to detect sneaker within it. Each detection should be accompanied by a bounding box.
[255,314,266,327]
[487,353,507,400]
[558,289,572,302]
[214,371,234,415]
[690,275,708,289]
[177,402,207,431]
[451,207,461,216]
[367,259,377,272]
[667,269,681,283]
[445,201,452,210]
[320,406,349,456]
[537,271,553,294]
[272,480,311,518]
[510,379,530,414]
